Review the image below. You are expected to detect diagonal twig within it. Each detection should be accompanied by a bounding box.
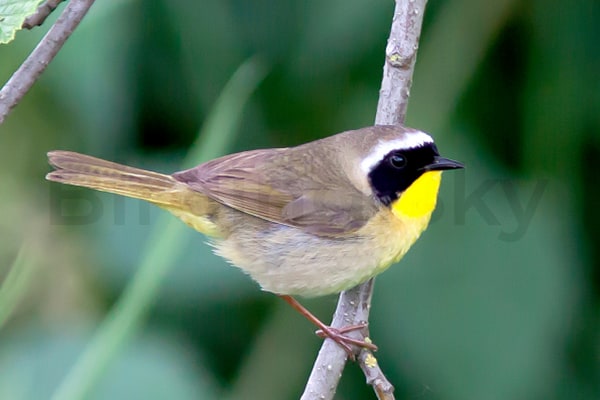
[301,0,429,399]
[0,0,96,125]
[375,0,428,126]
[358,348,395,400]
[22,0,66,29]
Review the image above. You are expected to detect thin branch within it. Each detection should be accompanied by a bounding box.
[301,281,374,400]
[22,0,66,29]
[301,0,428,399]
[0,0,95,125]
[376,0,428,126]
[358,349,395,400]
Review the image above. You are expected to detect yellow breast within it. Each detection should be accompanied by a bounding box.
[365,170,442,270]
[353,173,440,279]
[392,171,442,219]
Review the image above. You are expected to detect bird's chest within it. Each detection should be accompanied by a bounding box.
[359,207,434,272]
[210,193,435,297]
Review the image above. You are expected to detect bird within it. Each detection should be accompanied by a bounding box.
[46,125,463,358]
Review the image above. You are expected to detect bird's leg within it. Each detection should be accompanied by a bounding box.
[278,295,378,360]
[314,323,367,337]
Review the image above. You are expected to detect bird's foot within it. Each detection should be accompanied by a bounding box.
[278,295,378,361]
[315,323,378,360]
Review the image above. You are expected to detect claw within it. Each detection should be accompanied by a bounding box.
[315,325,378,360]
[315,322,368,336]
[278,295,378,361]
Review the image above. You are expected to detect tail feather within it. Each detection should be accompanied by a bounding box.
[46,150,183,207]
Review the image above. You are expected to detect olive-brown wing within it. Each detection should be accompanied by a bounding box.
[172,148,378,237]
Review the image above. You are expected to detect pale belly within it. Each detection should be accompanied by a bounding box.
[214,208,433,297]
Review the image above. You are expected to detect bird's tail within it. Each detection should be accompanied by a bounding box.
[46,150,188,208]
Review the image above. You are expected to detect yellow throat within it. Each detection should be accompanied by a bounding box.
[391,171,442,218]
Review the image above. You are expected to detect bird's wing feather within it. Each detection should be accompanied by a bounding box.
[173,148,378,237]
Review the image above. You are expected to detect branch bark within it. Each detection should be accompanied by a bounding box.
[22,0,66,29]
[301,1,428,399]
[0,0,95,125]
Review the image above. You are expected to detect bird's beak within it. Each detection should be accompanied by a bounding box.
[422,156,464,171]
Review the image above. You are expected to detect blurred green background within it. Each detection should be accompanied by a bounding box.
[0,0,598,399]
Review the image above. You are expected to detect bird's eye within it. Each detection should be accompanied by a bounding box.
[389,153,407,169]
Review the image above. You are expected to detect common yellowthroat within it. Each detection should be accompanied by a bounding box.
[46,125,463,356]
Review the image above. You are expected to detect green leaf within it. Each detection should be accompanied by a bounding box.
[0,244,35,330]
[0,0,44,44]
